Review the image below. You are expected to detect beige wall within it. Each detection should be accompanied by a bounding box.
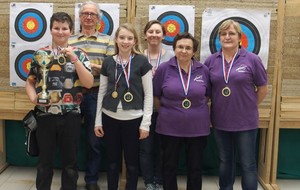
[0,0,278,88]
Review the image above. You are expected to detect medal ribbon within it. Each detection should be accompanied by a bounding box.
[177,60,192,97]
[222,50,238,84]
[119,54,132,90]
[147,49,162,76]
[114,56,124,91]
[52,47,60,58]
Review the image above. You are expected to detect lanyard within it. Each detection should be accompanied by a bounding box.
[147,49,162,75]
[177,60,192,97]
[222,50,238,84]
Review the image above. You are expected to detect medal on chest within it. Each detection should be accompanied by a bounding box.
[177,60,192,109]
[221,50,238,97]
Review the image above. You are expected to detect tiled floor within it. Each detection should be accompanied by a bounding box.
[0,166,299,190]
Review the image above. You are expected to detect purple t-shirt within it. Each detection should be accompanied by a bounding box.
[204,47,267,132]
[153,57,211,137]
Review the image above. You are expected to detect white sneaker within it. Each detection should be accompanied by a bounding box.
[155,184,163,190]
[145,183,156,190]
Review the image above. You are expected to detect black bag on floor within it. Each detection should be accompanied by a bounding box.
[25,130,39,157]
[23,109,39,157]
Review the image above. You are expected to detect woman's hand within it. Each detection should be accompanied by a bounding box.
[94,126,104,137]
[139,129,149,140]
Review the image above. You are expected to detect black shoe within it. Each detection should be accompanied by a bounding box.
[85,183,100,190]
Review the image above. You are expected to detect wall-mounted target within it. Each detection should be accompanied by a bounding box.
[97,10,113,35]
[157,11,189,45]
[14,8,47,42]
[209,17,261,55]
[15,50,34,81]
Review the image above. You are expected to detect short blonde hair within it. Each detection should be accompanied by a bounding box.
[218,19,242,40]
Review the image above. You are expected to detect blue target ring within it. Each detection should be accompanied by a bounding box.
[15,50,35,81]
[98,10,113,35]
[15,9,47,42]
[209,17,261,54]
[157,11,189,45]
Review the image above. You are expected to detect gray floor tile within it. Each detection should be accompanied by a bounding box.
[0,166,299,190]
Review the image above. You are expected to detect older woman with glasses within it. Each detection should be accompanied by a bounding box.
[153,32,211,190]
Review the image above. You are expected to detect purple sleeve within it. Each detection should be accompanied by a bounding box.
[204,66,212,98]
[153,64,166,97]
[252,55,268,86]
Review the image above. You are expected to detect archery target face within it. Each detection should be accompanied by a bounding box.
[14,8,47,42]
[10,3,53,87]
[15,50,35,81]
[97,10,113,35]
[200,8,271,69]
[157,11,189,45]
[149,5,195,50]
[74,3,119,39]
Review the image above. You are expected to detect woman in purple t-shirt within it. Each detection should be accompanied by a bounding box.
[153,32,211,190]
[140,20,174,190]
[204,19,268,190]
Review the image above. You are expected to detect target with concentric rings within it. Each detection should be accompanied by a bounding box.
[209,17,261,55]
[14,8,47,42]
[15,50,34,81]
[97,10,113,35]
[157,11,189,45]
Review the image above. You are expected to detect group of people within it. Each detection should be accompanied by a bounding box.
[25,1,268,190]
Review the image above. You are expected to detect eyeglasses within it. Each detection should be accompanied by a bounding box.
[81,12,98,18]
[176,45,193,51]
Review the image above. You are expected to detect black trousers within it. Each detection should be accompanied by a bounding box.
[36,111,81,190]
[102,113,142,190]
[160,134,208,190]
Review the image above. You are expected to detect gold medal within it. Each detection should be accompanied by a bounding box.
[112,91,118,98]
[57,54,66,65]
[222,86,231,97]
[182,98,191,109]
[124,91,133,102]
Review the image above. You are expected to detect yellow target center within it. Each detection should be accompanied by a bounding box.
[26,61,31,71]
[27,20,35,30]
[96,23,101,31]
[167,24,176,33]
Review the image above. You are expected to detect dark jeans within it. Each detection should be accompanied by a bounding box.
[139,112,163,185]
[81,92,103,184]
[36,111,81,190]
[102,113,141,190]
[214,128,258,190]
[160,134,207,190]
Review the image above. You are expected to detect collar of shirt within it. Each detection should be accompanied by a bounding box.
[77,31,98,40]
[169,57,203,71]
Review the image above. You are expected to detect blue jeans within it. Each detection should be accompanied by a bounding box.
[81,92,103,184]
[214,128,258,190]
[139,112,163,185]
